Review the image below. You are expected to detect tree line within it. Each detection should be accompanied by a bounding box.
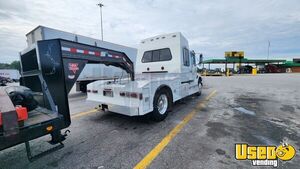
[0,61,21,71]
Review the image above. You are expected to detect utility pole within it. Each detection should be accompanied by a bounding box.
[267,40,270,60]
[97,2,104,41]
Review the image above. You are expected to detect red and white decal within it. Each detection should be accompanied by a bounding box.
[61,46,123,59]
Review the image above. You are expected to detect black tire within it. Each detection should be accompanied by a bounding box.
[151,89,172,121]
[8,88,38,111]
[196,78,203,96]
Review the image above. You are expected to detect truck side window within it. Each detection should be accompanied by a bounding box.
[142,51,152,63]
[152,50,160,62]
[159,48,172,61]
[183,48,190,66]
[142,48,172,63]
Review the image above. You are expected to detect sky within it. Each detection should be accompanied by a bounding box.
[0,0,300,63]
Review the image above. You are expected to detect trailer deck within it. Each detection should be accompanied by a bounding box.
[25,107,60,127]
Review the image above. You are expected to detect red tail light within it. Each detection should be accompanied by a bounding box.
[120,92,143,100]
[130,92,138,98]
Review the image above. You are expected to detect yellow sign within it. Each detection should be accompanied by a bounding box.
[252,68,257,75]
[225,51,244,58]
[235,141,296,167]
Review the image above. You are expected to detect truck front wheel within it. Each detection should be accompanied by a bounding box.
[196,78,203,96]
[151,89,171,121]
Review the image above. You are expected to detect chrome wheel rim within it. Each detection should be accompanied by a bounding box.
[157,94,168,115]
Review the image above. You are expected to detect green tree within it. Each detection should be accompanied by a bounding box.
[0,63,10,69]
[0,61,21,71]
[10,61,21,71]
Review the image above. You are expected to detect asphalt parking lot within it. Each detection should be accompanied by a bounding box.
[0,73,300,169]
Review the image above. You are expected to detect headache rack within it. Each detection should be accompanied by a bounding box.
[0,39,134,161]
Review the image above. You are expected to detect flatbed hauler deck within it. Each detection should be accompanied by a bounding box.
[87,32,203,121]
[0,39,134,161]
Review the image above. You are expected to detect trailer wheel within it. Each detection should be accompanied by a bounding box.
[196,78,203,96]
[151,89,171,121]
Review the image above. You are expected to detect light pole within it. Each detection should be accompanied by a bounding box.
[97,2,104,41]
[267,40,270,60]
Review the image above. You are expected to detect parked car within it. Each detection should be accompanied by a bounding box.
[0,76,8,86]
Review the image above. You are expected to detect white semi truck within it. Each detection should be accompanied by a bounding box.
[87,32,202,121]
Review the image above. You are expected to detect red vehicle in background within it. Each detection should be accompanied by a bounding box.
[265,64,285,73]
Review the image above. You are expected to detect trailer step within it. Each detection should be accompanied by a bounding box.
[25,141,64,162]
[24,130,69,162]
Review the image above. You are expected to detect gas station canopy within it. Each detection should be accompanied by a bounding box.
[203,58,286,64]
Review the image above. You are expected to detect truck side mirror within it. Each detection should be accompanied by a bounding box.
[198,54,203,65]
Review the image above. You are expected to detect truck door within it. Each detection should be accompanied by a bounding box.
[190,51,197,75]
[181,47,193,97]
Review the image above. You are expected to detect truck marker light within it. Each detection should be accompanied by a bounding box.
[46,125,53,132]
[87,89,91,93]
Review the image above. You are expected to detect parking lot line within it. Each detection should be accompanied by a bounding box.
[133,90,217,169]
[71,109,99,119]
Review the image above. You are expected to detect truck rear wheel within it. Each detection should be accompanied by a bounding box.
[151,89,171,121]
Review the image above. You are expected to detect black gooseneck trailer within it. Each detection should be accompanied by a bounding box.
[0,39,134,161]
